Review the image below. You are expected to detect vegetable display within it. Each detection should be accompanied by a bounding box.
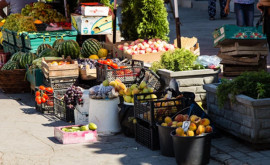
[57,40,80,59]
[150,48,205,72]
[38,48,59,58]
[81,38,102,58]
[36,44,52,55]
[64,86,84,110]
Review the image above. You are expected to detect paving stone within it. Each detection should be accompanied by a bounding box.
[224,158,244,165]
[228,151,248,159]
[246,152,266,158]
[259,150,270,156]
[212,153,232,162]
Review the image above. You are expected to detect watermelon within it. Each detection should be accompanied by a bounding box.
[10,51,25,62]
[1,60,19,70]
[81,38,101,58]
[19,52,37,69]
[38,48,59,58]
[36,44,52,55]
[53,39,65,49]
[57,40,80,59]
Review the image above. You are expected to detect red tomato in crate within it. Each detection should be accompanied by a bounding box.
[111,63,119,69]
[35,91,40,96]
[103,61,109,65]
[45,87,53,94]
[41,97,46,103]
[46,101,54,107]
[39,85,45,91]
[107,59,113,65]
[42,93,49,100]
[98,60,104,64]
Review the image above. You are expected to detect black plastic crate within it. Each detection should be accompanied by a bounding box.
[134,92,186,125]
[35,87,54,113]
[53,89,74,122]
[135,118,160,150]
[96,59,144,83]
[44,77,77,90]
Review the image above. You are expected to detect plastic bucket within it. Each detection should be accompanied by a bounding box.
[171,131,211,165]
[157,123,176,157]
[75,89,90,125]
[88,97,121,136]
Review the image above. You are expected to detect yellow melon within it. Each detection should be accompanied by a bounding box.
[89,55,99,60]
[98,48,108,58]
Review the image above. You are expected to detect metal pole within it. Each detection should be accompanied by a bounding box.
[113,8,117,44]
[175,17,181,48]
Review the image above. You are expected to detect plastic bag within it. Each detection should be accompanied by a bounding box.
[195,55,221,68]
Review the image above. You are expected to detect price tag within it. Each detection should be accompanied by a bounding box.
[167,91,172,99]
[182,121,190,132]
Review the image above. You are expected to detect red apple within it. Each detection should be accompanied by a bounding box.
[139,50,146,54]
[124,42,129,46]
[152,49,158,53]
[140,45,146,50]
[146,47,152,53]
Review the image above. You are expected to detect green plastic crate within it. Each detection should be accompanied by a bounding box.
[6,29,16,46]
[212,24,267,47]
[3,41,16,54]
[26,67,44,87]
[2,30,8,43]
[21,30,78,53]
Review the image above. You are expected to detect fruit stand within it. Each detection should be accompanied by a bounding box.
[0,1,221,164]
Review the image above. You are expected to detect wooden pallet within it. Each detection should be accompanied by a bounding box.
[220,42,269,56]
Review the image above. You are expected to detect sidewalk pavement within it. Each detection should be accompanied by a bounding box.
[1,5,270,165]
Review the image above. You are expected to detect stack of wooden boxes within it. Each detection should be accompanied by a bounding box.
[213,25,269,77]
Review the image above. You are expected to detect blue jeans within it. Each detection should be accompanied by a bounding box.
[208,0,227,17]
[234,3,254,27]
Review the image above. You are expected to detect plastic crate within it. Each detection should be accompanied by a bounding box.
[44,77,77,90]
[54,89,75,122]
[134,92,187,125]
[2,29,8,42]
[35,87,54,113]
[26,67,44,90]
[135,118,160,150]
[96,59,144,83]
[20,30,78,53]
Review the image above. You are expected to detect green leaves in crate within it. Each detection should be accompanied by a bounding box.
[217,71,270,107]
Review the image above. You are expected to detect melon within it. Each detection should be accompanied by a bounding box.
[81,38,101,58]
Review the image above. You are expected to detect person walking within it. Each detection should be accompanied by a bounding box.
[224,0,255,26]
[0,0,37,18]
[208,0,228,20]
[257,0,270,46]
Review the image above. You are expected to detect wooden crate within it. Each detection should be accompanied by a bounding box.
[41,57,79,79]
[220,42,269,56]
[0,69,30,93]
[79,65,96,80]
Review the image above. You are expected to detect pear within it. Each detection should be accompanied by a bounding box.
[139,81,147,89]
[130,84,138,90]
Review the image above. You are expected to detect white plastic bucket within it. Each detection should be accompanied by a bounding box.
[88,97,121,136]
[75,89,89,125]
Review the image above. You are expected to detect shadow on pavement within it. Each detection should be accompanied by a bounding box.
[47,137,62,144]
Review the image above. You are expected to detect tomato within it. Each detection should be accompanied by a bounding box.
[41,97,46,103]
[116,70,124,76]
[46,101,54,107]
[108,66,111,69]
[107,59,113,65]
[35,91,40,96]
[42,93,49,99]
[103,61,109,65]
[45,87,53,93]
[125,69,133,75]
[120,66,127,69]
[39,85,45,91]
[111,63,119,69]
[36,99,42,105]
[98,60,103,64]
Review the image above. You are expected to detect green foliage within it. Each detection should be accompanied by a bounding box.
[217,71,270,107]
[150,48,204,72]
[120,0,137,40]
[120,0,169,40]
[100,0,114,10]
[133,0,169,41]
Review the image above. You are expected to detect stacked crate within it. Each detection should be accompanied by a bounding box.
[218,42,268,77]
[213,25,269,77]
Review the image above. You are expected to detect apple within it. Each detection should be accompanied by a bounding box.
[140,45,146,50]
[146,47,152,53]
[132,45,138,51]
[170,45,175,50]
[118,44,124,50]
[80,125,89,131]
[152,49,158,53]
[149,44,155,49]
[137,43,143,48]
[148,40,153,45]
[124,42,129,46]
[144,43,150,48]
[126,49,133,54]
[154,43,159,48]
[139,50,146,54]
[157,47,165,52]
[123,46,129,51]
[142,41,147,45]
[130,41,135,46]
[164,44,171,50]
[132,51,138,55]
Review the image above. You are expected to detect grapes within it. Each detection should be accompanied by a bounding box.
[64,85,84,110]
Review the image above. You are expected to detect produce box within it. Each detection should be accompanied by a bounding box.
[44,76,77,90]
[0,69,30,93]
[212,25,267,47]
[41,57,79,79]
[81,6,109,16]
[26,67,44,91]
[96,59,144,83]
[54,89,75,122]
[2,41,20,55]
[79,65,96,80]
[54,125,98,144]
[134,92,186,125]
[71,14,118,35]
[19,30,78,53]
[2,29,16,45]
[35,87,54,114]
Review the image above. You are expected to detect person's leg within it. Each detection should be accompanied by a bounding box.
[234,3,245,26]
[208,0,217,19]
[243,3,254,26]
[219,0,228,18]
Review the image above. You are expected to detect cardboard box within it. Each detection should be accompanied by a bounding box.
[71,14,112,35]
[81,6,109,16]
[54,125,98,144]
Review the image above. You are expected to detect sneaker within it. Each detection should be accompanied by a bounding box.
[209,17,215,20]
